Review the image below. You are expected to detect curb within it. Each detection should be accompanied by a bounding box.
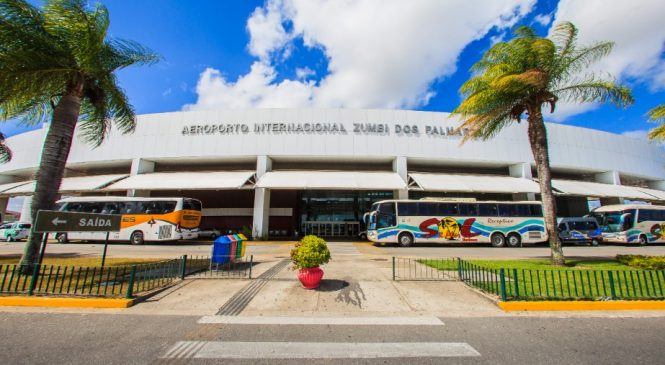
[498,300,665,311]
[0,296,135,309]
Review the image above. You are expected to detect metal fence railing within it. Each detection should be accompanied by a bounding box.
[457,259,665,301]
[392,257,458,281]
[0,258,182,298]
[183,255,253,279]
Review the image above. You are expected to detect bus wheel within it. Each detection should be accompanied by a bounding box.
[6,235,13,242]
[56,233,68,244]
[491,233,505,248]
[130,231,145,245]
[506,233,521,248]
[638,235,648,246]
[397,232,414,247]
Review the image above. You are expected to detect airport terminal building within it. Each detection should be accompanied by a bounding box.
[1,109,665,238]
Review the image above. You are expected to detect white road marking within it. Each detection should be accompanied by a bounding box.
[198,315,444,326]
[162,341,480,359]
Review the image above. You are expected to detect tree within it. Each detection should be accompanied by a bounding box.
[647,105,665,140]
[450,22,633,265]
[0,132,11,163]
[0,0,159,267]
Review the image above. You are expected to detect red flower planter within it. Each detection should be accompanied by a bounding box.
[298,267,324,289]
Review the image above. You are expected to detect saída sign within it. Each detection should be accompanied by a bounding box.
[33,210,122,233]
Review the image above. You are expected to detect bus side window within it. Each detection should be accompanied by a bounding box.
[516,204,530,217]
[530,204,543,217]
[478,204,498,217]
[498,204,518,217]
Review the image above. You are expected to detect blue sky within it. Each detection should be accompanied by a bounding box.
[5,0,665,140]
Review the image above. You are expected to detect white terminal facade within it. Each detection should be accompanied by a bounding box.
[2,109,665,238]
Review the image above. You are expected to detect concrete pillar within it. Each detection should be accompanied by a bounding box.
[509,162,536,201]
[252,156,272,239]
[128,158,155,197]
[595,170,624,205]
[19,196,32,222]
[393,156,408,200]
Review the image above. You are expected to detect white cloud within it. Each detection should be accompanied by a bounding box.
[533,13,552,26]
[552,0,665,91]
[295,67,315,80]
[185,0,536,111]
[183,63,314,110]
[489,32,507,46]
[246,0,292,61]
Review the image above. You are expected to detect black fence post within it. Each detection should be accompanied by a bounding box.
[27,263,40,296]
[180,255,188,279]
[499,268,507,301]
[392,257,396,281]
[456,258,462,281]
[249,255,253,279]
[513,268,520,299]
[125,266,137,299]
[608,271,617,299]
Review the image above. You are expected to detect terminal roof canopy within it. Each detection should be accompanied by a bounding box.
[103,171,256,191]
[407,173,540,194]
[256,171,407,190]
[550,179,659,200]
[0,174,127,196]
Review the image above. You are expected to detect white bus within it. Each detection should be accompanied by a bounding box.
[589,204,665,245]
[54,197,203,245]
[366,199,547,247]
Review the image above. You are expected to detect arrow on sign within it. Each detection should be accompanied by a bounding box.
[51,218,67,226]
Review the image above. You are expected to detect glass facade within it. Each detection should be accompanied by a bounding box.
[298,190,393,235]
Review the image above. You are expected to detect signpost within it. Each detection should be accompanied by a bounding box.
[34,210,122,267]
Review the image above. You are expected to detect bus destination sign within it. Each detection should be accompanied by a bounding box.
[34,210,122,233]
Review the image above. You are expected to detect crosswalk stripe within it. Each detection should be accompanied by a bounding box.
[161,341,480,359]
[198,315,444,326]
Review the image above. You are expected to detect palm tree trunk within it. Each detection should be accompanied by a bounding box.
[527,106,565,266]
[19,92,81,267]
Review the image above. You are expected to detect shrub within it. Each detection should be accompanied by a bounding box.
[616,255,665,270]
[290,235,331,270]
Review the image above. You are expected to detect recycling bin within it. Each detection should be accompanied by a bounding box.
[211,235,236,264]
[211,234,247,264]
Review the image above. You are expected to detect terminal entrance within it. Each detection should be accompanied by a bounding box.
[298,190,392,238]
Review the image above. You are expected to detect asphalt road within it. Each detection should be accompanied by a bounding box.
[1,312,664,364]
[1,240,665,260]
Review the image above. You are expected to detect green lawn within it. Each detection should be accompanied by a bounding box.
[0,257,162,267]
[415,257,665,301]
[419,258,637,271]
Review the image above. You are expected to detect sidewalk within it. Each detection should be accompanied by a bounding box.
[126,243,505,317]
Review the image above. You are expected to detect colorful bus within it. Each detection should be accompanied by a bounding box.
[54,197,202,245]
[589,204,665,245]
[366,199,547,247]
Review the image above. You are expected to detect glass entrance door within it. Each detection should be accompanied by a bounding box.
[298,190,393,237]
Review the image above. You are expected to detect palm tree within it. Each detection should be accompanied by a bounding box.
[0,132,12,163]
[451,22,633,266]
[647,105,665,140]
[0,0,159,267]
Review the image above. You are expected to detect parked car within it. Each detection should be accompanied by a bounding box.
[180,229,199,240]
[557,217,602,246]
[0,222,32,242]
[193,227,221,239]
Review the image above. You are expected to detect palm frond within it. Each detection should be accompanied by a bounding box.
[554,78,634,107]
[647,105,665,122]
[0,131,11,163]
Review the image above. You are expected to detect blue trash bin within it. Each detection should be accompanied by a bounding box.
[212,235,236,264]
